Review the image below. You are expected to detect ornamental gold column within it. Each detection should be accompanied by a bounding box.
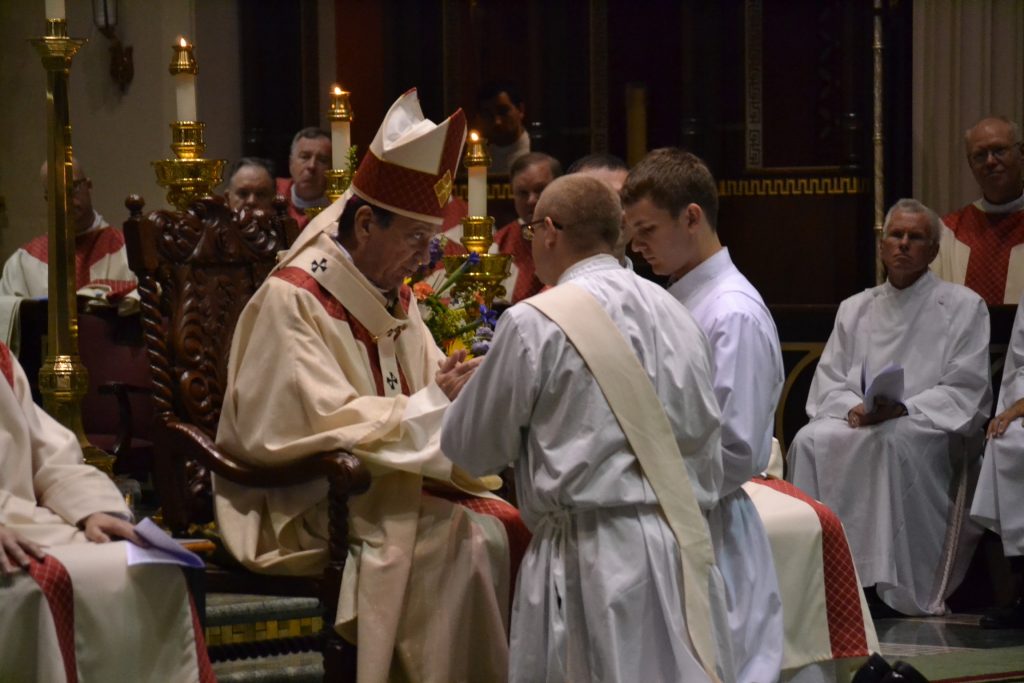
[31,13,113,475]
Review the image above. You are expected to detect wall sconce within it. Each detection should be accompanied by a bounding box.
[92,0,133,92]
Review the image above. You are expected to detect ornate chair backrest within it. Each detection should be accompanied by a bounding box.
[124,195,299,530]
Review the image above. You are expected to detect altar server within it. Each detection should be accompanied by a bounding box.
[442,174,733,683]
[788,198,991,616]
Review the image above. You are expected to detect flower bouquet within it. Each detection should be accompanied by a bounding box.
[410,236,498,355]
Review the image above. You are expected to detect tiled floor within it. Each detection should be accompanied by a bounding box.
[875,614,1024,682]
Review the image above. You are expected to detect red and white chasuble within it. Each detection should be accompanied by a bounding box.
[0,217,137,300]
[936,194,1024,304]
[0,342,212,683]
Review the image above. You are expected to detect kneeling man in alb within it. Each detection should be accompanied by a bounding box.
[215,89,524,682]
[787,198,991,616]
[442,174,733,682]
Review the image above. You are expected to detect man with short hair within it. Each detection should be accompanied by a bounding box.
[568,153,632,266]
[477,81,530,175]
[225,157,276,214]
[624,148,784,682]
[971,289,1024,627]
[934,116,1024,304]
[276,127,331,228]
[492,151,562,302]
[788,198,992,616]
[215,90,522,682]
[442,174,732,682]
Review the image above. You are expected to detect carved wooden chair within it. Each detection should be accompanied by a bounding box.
[123,195,369,680]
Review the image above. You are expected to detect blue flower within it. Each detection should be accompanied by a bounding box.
[478,304,499,329]
[467,251,481,266]
[428,236,446,268]
[471,340,491,356]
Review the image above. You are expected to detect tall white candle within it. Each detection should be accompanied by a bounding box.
[331,120,351,170]
[175,74,197,122]
[466,131,487,217]
[45,0,65,20]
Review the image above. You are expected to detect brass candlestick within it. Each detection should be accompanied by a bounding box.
[440,139,511,306]
[152,41,224,211]
[31,18,113,475]
[441,217,511,306]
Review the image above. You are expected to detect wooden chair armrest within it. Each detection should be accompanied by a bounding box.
[162,420,371,494]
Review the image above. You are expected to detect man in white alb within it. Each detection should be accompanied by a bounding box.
[442,174,733,682]
[788,198,992,616]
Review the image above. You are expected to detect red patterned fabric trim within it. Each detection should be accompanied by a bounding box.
[20,227,133,290]
[944,205,1024,305]
[748,478,870,658]
[432,490,531,598]
[27,555,78,683]
[0,342,13,388]
[23,234,50,262]
[187,592,216,683]
[493,220,543,302]
[353,111,466,222]
[273,267,411,396]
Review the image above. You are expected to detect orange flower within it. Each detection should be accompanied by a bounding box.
[412,281,435,301]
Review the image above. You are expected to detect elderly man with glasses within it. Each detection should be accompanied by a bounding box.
[933,116,1024,304]
[1,159,138,344]
[788,198,992,617]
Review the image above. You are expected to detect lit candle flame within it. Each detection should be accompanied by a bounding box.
[332,85,343,96]
[179,37,188,48]
[470,131,480,143]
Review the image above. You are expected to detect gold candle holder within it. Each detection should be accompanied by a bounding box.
[329,86,353,123]
[441,216,512,306]
[325,168,352,203]
[153,42,224,211]
[31,21,114,476]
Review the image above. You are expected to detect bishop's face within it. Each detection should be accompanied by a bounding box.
[624,197,698,281]
[351,208,438,292]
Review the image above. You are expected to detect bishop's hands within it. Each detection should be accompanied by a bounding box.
[988,398,1024,438]
[436,350,484,401]
[0,523,46,576]
[847,397,908,428]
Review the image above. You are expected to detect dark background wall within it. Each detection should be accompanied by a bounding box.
[238,0,913,304]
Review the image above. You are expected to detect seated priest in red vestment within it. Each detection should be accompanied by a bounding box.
[0,341,213,683]
[0,159,137,306]
[215,88,528,683]
[492,151,562,303]
[934,116,1024,304]
[276,127,331,229]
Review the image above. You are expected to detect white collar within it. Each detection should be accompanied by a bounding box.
[975,190,1024,214]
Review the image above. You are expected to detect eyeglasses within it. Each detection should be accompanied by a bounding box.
[969,145,1017,166]
[521,217,565,241]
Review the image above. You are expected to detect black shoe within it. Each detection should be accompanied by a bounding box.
[867,597,905,620]
[852,653,892,683]
[883,661,929,682]
[979,598,1024,629]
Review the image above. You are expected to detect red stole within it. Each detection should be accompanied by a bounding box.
[942,205,1024,304]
